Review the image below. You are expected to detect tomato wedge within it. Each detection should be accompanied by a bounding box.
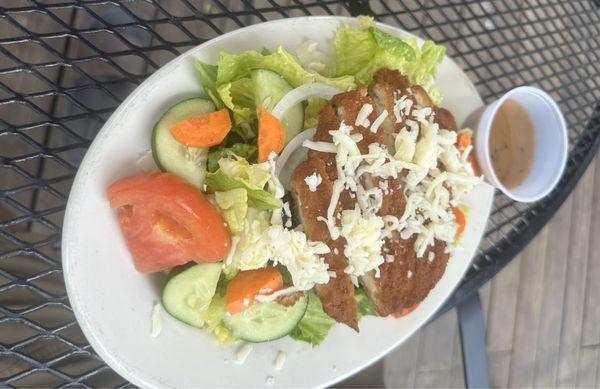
[107,173,231,273]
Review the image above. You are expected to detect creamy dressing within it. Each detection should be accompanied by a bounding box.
[489,100,536,189]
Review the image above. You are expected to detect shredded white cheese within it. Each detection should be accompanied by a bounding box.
[355,103,373,127]
[370,109,388,133]
[236,344,253,365]
[428,251,436,262]
[150,303,162,338]
[302,140,337,153]
[304,172,323,192]
[282,202,292,218]
[225,154,332,291]
[255,286,299,303]
[274,351,286,370]
[393,94,413,122]
[266,225,331,290]
[340,207,385,285]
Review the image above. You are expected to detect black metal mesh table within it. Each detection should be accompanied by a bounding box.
[1,0,598,386]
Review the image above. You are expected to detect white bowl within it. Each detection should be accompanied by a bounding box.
[62,16,494,388]
[472,86,568,202]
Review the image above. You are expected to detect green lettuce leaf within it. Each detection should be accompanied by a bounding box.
[201,280,238,345]
[355,288,378,319]
[354,49,409,85]
[214,188,248,233]
[217,47,355,91]
[207,156,282,210]
[290,291,335,346]
[370,27,415,61]
[404,39,446,86]
[304,98,328,130]
[208,143,257,173]
[217,77,256,126]
[224,207,272,272]
[427,86,443,106]
[275,264,293,286]
[334,25,378,77]
[206,170,282,210]
[194,60,223,109]
[334,23,445,89]
[217,156,269,189]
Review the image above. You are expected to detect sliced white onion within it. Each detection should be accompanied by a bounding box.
[272,83,342,122]
[275,128,316,190]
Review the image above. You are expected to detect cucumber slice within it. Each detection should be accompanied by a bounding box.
[251,69,304,144]
[162,263,222,328]
[223,294,308,342]
[152,98,215,188]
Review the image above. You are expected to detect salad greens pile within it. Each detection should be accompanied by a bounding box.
[168,16,444,347]
[196,16,445,164]
[334,18,445,91]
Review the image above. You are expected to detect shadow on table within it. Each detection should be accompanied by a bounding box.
[334,359,385,388]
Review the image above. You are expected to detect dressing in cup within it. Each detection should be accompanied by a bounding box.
[469,86,568,203]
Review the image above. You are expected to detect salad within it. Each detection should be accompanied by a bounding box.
[106,17,478,347]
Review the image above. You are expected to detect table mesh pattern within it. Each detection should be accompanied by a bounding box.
[0,0,599,386]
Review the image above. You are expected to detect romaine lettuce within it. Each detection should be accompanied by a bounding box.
[217,77,256,126]
[207,143,257,173]
[304,98,328,130]
[214,188,248,233]
[201,281,238,345]
[206,170,282,210]
[194,61,223,109]
[225,207,272,271]
[295,40,333,77]
[403,39,446,87]
[334,25,378,77]
[333,19,445,88]
[370,27,416,61]
[217,157,269,189]
[355,288,378,318]
[217,47,355,91]
[206,156,282,210]
[290,291,335,346]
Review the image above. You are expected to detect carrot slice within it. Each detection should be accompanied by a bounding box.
[452,207,466,239]
[225,266,283,314]
[456,132,471,153]
[258,107,285,163]
[391,304,419,318]
[169,108,231,148]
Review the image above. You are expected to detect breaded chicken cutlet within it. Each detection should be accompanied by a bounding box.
[291,68,461,328]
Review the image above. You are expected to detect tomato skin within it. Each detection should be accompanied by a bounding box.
[107,173,231,273]
[390,304,418,318]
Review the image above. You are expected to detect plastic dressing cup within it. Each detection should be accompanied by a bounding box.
[469,86,568,203]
